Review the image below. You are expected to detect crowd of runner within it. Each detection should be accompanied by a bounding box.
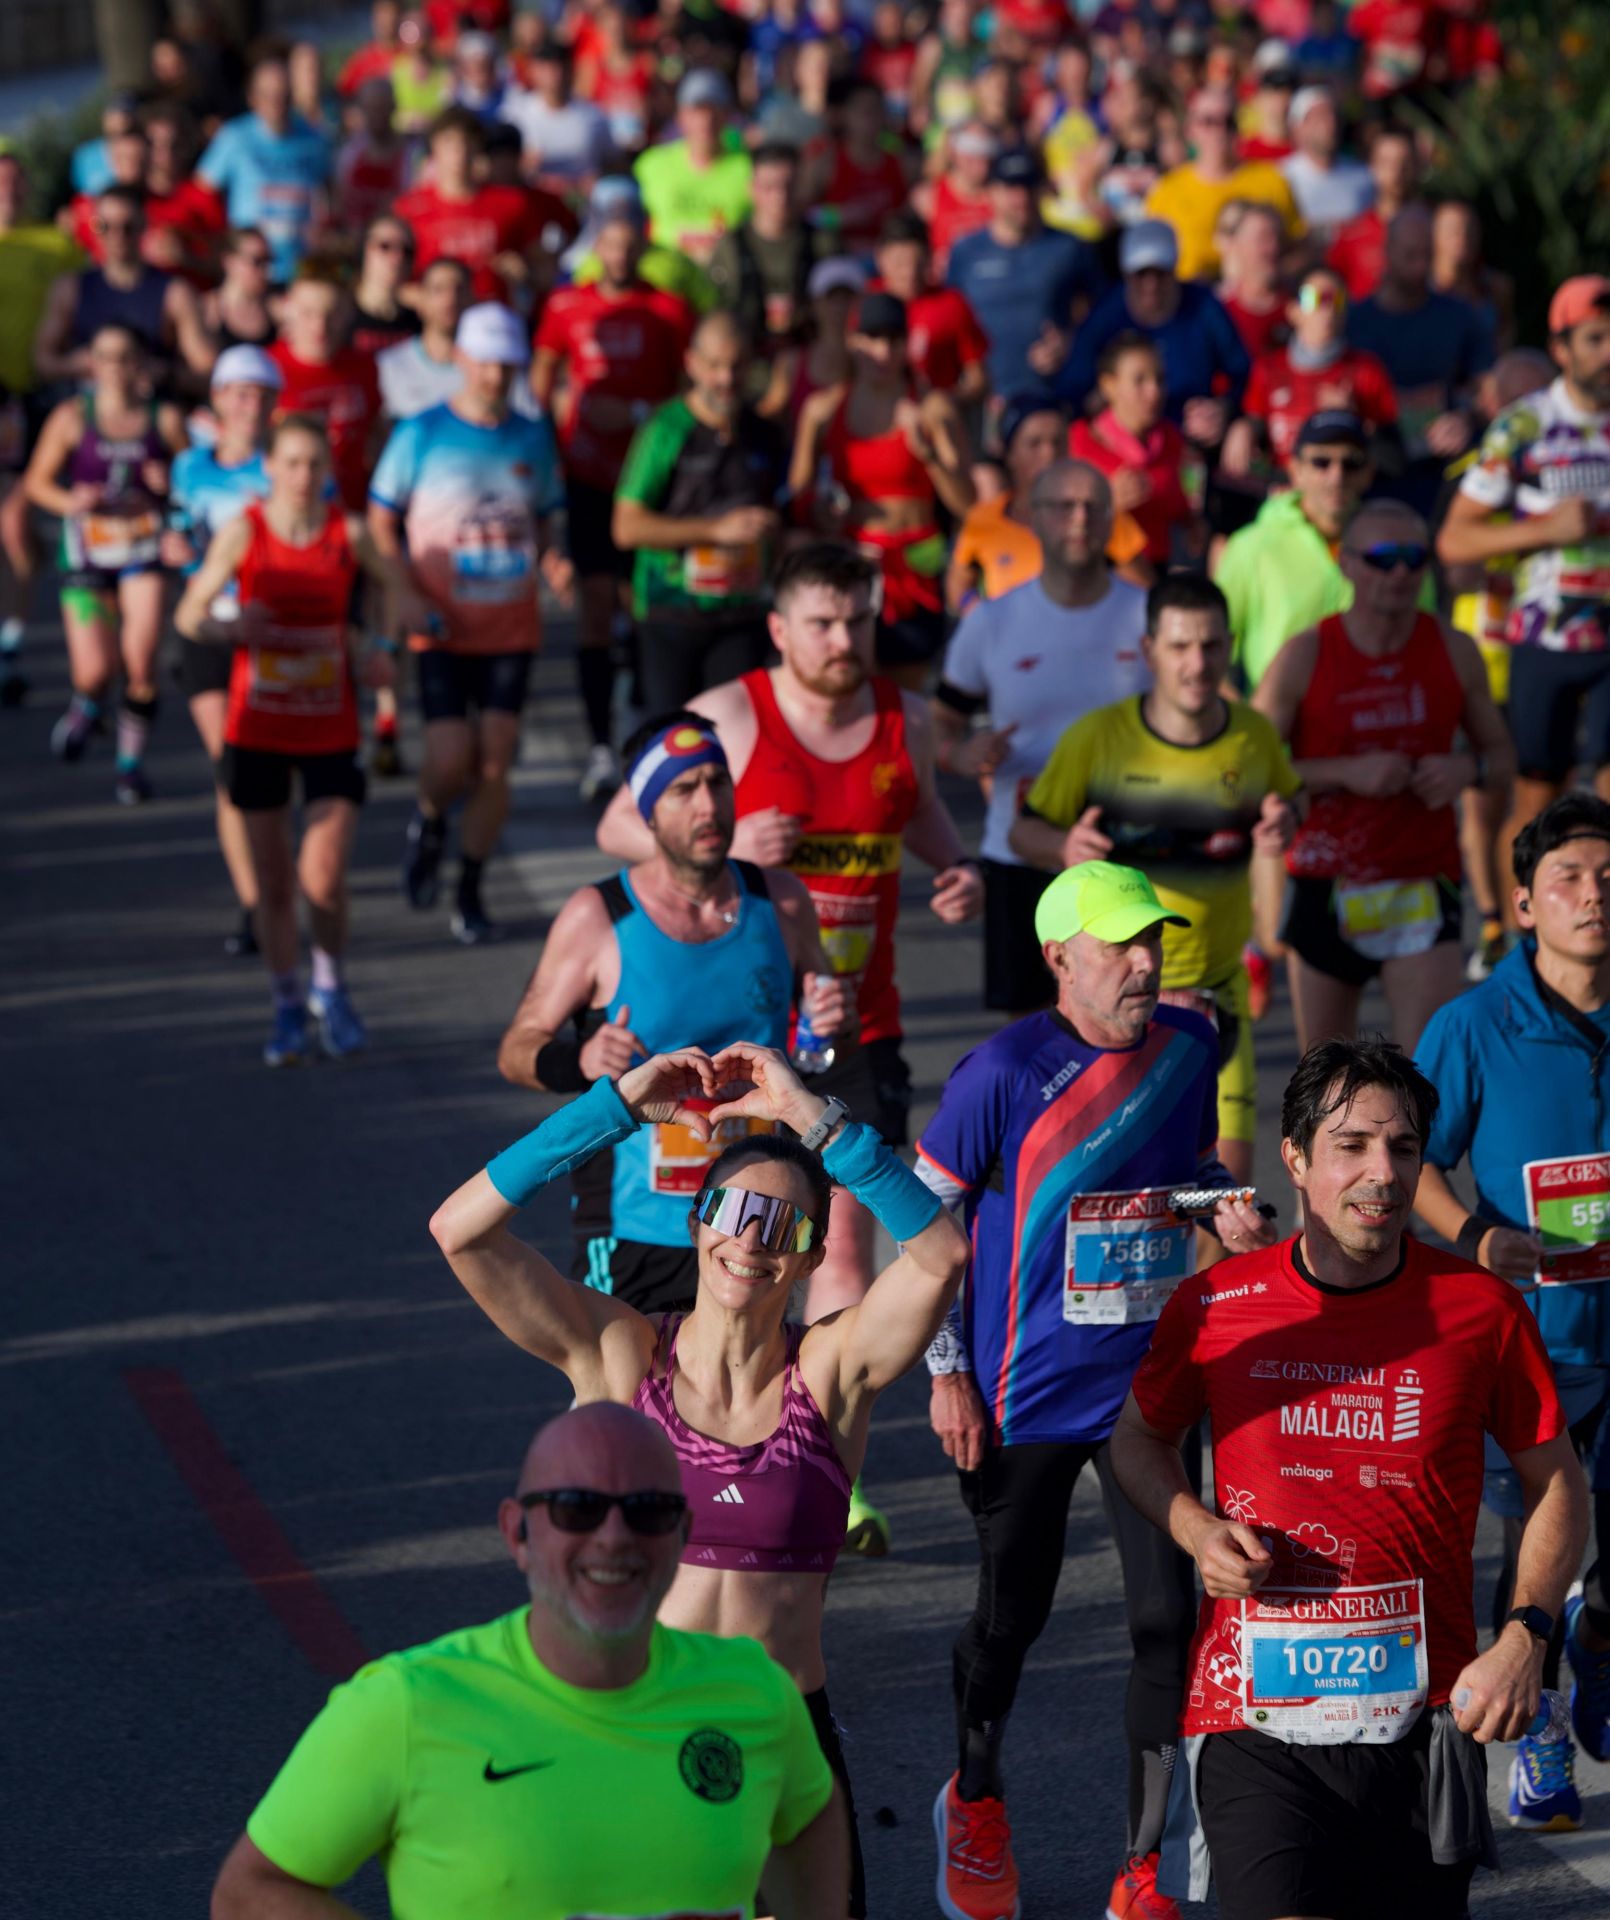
[7,2,1610,1917]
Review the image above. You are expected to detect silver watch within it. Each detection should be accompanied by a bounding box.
[798,1094,850,1152]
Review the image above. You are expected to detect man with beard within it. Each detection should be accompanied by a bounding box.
[211,1404,846,1918]
[497,710,851,1316]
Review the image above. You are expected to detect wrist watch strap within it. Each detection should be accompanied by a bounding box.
[799,1094,850,1153]
[1505,1605,1554,1643]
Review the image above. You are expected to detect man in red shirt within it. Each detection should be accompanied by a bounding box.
[270,268,384,514]
[872,213,988,405]
[911,125,996,280]
[803,76,913,256]
[532,210,693,797]
[1328,125,1421,302]
[395,106,570,306]
[337,0,404,96]
[69,114,226,287]
[1112,1036,1587,1920]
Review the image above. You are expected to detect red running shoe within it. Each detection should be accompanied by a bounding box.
[1106,1851,1181,1920]
[933,1773,1021,1920]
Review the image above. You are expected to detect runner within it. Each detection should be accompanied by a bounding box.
[201,227,277,354]
[196,47,333,286]
[1414,792,1610,1820]
[919,858,1276,1920]
[23,323,187,802]
[1068,333,1205,568]
[430,1041,970,1918]
[495,710,850,1313]
[706,144,822,378]
[1111,1037,1587,1920]
[1010,572,1302,1179]
[1142,85,1304,283]
[932,458,1149,1015]
[348,214,422,360]
[376,256,473,421]
[1253,500,1514,1051]
[532,206,693,798]
[174,414,423,1065]
[332,77,411,235]
[612,313,787,711]
[212,1403,847,1918]
[166,344,281,954]
[791,291,973,687]
[370,303,568,946]
[871,213,989,409]
[802,76,913,255]
[632,70,754,269]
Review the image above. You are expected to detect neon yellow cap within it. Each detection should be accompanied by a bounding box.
[1034,859,1191,947]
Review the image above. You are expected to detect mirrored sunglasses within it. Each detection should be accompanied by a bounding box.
[1357,541,1429,573]
[694,1184,819,1254]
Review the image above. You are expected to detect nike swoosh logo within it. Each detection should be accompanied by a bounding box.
[483,1759,556,1782]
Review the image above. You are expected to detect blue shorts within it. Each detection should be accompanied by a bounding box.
[1483,1361,1609,1518]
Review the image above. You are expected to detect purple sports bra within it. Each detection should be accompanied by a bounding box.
[632,1315,853,1574]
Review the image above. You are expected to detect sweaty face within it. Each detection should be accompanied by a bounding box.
[652,763,735,874]
[1282,1082,1423,1264]
[771,583,877,696]
[1051,927,1163,1043]
[1144,608,1229,718]
[1517,837,1610,967]
[693,1158,820,1310]
[1560,315,1610,410]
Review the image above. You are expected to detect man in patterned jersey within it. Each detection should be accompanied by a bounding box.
[918,858,1274,1920]
[1437,274,1610,899]
[211,1402,846,1918]
[1112,1038,1588,1920]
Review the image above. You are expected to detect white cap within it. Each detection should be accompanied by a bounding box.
[456,302,531,367]
[1289,85,1333,127]
[211,343,284,391]
[952,126,1000,160]
[808,257,867,300]
[457,30,497,60]
[1120,218,1180,276]
[1253,37,1295,74]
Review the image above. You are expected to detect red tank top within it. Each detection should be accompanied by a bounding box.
[225,503,360,756]
[826,394,933,504]
[735,669,918,1044]
[929,173,991,272]
[1287,610,1464,884]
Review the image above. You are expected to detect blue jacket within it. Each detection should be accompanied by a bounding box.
[1416,942,1610,1365]
[1054,281,1250,422]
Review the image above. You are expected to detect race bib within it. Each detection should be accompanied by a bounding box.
[1524,1153,1610,1284]
[685,540,763,600]
[1240,1580,1428,1745]
[1335,880,1440,962]
[81,509,162,571]
[649,1097,775,1197]
[250,643,343,715]
[811,890,880,981]
[1063,1188,1194,1326]
[451,505,535,605]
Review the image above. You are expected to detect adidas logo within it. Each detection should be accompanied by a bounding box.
[713,1482,745,1505]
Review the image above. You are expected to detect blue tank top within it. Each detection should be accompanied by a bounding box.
[573,861,794,1249]
[71,266,171,354]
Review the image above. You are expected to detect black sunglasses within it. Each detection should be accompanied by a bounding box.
[1302,452,1367,473]
[518,1488,689,1535]
[1355,541,1430,573]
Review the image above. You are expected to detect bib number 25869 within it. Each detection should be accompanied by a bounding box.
[1064,1189,1194,1326]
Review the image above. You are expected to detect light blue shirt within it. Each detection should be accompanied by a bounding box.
[198,113,332,282]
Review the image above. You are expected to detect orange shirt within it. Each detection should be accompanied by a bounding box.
[951,492,1148,600]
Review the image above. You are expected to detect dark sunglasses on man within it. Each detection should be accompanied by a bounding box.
[518,1488,690,1535]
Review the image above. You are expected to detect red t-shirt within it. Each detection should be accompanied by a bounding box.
[1328,208,1387,301]
[1131,1235,1562,1739]
[822,145,911,253]
[269,344,382,513]
[895,286,988,395]
[226,503,360,756]
[334,135,413,235]
[929,174,992,277]
[392,182,565,303]
[995,0,1068,46]
[1068,411,1194,566]
[74,180,227,286]
[1221,293,1287,362]
[1245,345,1400,464]
[533,281,693,488]
[861,40,919,114]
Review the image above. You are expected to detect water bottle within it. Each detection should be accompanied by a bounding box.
[1451,1685,1569,1742]
[790,997,836,1077]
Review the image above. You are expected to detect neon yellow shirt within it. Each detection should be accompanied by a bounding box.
[0,224,84,394]
[1025,694,1301,990]
[248,1611,832,1919]
[573,241,718,313]
[1143,162,1304,281]
[634,141,754,255]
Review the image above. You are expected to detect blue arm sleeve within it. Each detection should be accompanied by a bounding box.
[485,1077,638,1206]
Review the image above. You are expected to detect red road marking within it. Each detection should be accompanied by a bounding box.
[125,1365,371,1677]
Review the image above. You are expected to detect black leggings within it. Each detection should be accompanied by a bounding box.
[804,1685,866,1918]
[953,1436,1199,1852]
[637,617,773,712]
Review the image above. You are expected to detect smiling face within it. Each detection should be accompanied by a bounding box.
[1517,835,1610,967]
[692,1156,824,1309]
[1281,1081,1423,1264]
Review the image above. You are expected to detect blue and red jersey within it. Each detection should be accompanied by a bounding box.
[916,1006,1219,1447]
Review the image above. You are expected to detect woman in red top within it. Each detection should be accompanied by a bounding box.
[790,291,973,686]
[801,78,913,255]
[176,416,425,1068]
[1068,333,1203,566]
[911,124,995,277]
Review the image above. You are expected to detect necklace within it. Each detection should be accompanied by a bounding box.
[655,873,737,925]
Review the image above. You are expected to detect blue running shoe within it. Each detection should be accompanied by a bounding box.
[1507,1733,1582,1831]
[1566,1585,1610,1761]
[263,1003,309,1068]
[308,985,367,1058]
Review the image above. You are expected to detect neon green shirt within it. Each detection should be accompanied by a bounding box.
[247,1610,832,1919]
[634,141,753,255]
[0,224,84,395]
[573,241,718,313]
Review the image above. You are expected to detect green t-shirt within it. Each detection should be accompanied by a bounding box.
[573,241,718,314]
[247,1610,832,1920]
[0,225,84,395]
[616,397,787,622]
[634,141,754,255]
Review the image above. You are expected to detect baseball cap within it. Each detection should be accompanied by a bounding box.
[852,291,907,338]
[808,256,867,300]
[998,392,1065,453]
[1289,85,1333,128]
[1253,37,1294,74]
[678,69,733,111]
[456,30,496,59]
[1293,409,1369,454]
[989,149,1041,189]
[456,302,531,367]
[1120,218,1180,276]
[1550,274,1610,336]
[1034,861,1190,948]
[211,343,284,391]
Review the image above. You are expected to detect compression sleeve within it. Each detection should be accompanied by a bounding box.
[486,1076,637,1206]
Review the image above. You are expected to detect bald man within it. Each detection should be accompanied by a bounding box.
[213,1404,847,1920]
[1254,499,1514,1051]
[613,311,789,711]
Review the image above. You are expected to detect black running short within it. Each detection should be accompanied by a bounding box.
[1279,874,1461,988]
[222,744,367,813]
[416,647,534,724]
[981,856,1053,1013]
[567,479,630,581]
[803,1685,867,1919]
[570,1236,698,1316]
[1507,644,1610,781]
[1196,1719,1479,1920]
[176,633,234,699]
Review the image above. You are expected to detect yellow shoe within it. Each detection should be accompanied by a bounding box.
[844,1480,890,1557]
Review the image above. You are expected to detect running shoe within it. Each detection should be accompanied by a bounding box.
[934,1775,1020,1920]
[844,1480,891,1557]
[1106,1852,1181,1920]
[579,742,622,801]
[403,812,447,909]
[1243,942,1272,1021]
[224,909,258,958]
[115,767,152,806]
[1466,921,1508,983]
[51,698,97,762]
[369,731,405,778]
[1566,1583,1610,1761]
[1506,1733,1582,1830]
[263,1003,310,1068]
[308,986,368,1059]
[450,903,501,946]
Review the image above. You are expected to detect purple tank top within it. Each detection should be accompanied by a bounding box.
[632,1316,853,1574]
[63,396,167,574]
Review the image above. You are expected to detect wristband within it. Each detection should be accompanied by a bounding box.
[535,1037,591,1093]
[925,1318,972,1376]
[486,1076,637,1206]
[820,1120,943,1244]
[1455,1213,1498,1263]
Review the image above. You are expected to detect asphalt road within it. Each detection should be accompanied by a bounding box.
[4,615,1608,1918]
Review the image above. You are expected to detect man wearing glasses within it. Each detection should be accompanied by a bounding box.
[211,1401,847,1919]
[1253,500,1513,1051]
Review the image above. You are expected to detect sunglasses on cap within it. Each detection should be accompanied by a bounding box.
[1355,541,1430,573]
[519,1488,689,1535]
[694,1184,820,1254]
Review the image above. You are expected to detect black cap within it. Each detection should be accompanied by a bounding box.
[853,291,908,338]
[998,392,1065,453]
[989,148,1041,189]
[483,121,523,157]
[1293,409,1369,454]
